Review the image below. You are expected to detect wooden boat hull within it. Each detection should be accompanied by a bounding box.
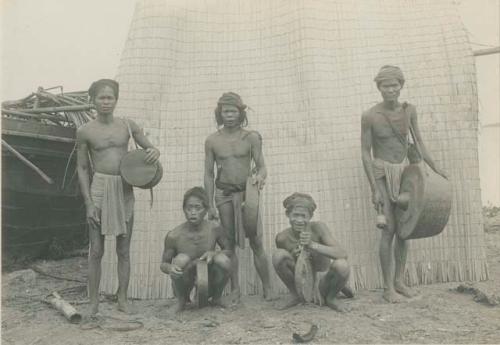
[2,117,87,259]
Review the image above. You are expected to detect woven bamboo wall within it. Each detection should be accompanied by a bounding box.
[101,0,488,299]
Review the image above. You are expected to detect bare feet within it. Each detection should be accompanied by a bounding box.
[278,295,301,310]
[173,300,186,314]
[117,296,131,313]
[341,286,355,299]
[263,287,278,302]
[395,282,418,298]
[210,297,228,308]
[88,303,99,317]
[383,289,404,303]
[226,288,241,305]
[326,297,350,312]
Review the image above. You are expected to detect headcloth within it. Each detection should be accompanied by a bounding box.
[283,193,317,215]
[373,65,405,87]
[217,92,246,110]
[88,79,119,100]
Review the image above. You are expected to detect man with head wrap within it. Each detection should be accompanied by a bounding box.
[361,66,447,303]
[77,79,160,316]
[204,92,273,303]
[272,193,352,311]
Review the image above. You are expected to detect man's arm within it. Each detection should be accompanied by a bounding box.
[306,222,348,260]
[76,128,99,228]
[160,232,177,274]
[128,119,160,164]
[409,107,447,178]
[361,112,382,207]
[249,131,267,189]
[204,137,218,219]
[76,128,92,207]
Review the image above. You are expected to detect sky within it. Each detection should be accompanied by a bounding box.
[1,0,499,204]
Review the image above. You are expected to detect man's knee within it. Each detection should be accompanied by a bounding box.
[212,253,231,272]
[116,244,130,261]
[330,259,350,279]
[173,253,191,269]
[249,235,264,254]
[272,249,293,269]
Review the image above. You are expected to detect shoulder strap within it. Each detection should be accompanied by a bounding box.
[379,104,409,148]
[123,118,138,149]
[123,118,155,207]
[406,106,423,159]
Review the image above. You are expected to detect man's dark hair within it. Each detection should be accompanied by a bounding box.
[183,187,209,209]
[214,92,248,127]
[88,79,119,101]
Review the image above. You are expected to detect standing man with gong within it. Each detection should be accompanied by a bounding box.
[77,79,160,316]
[204,92,272,303]
[361,66,447,303]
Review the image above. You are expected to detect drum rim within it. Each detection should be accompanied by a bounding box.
[119,149,163,188]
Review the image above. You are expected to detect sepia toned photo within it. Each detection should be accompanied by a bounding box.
[1,0,499,344]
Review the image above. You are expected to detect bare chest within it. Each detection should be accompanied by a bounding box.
[176,230,217,257]
[372,113,409,140]
[213,138,251,160]
[88,124,130,152]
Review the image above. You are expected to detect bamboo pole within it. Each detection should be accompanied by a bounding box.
[473,47,500,57]
[46,292,82,324]
[21,104,92,113]
[1,139,54,184]
[2,109,64,123]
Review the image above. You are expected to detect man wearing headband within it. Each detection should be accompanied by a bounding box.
[361,66,447,303]
[204,92,272,303]
[272,193,352,311]
[77,79,160,316]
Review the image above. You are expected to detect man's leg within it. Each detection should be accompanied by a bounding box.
[115,215,133,312]
[88,225,105,316]
[375,179,402,303]
[171,253,196,313]
[272,249,300,308]
[208,253,231,306]
[319,259,350,312]
[394,237,417,297]
[249,234,273,300]
[217,201,240,302]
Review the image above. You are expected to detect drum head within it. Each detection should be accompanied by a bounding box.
[120,150,162,188]
[196,260,209,308]
[242,177,259,238]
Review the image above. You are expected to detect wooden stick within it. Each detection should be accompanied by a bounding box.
[21,104,92,113]
[473,47,500,57]
[2,109,63,124]
[1,139,54,184]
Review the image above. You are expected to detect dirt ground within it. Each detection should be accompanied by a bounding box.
[2,228,500,345]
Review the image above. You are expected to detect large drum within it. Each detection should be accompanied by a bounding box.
[395,163,452,240]
[242,177,260,238]
[119,149,163,189]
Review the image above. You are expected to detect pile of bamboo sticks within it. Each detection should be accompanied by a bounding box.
[1,86,94,128]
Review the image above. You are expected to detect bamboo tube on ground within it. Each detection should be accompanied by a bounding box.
[46,292,82,324]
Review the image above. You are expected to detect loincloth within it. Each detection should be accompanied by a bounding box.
[215,186,262,249]
[90,172,134,237]
[372,158,409,203]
